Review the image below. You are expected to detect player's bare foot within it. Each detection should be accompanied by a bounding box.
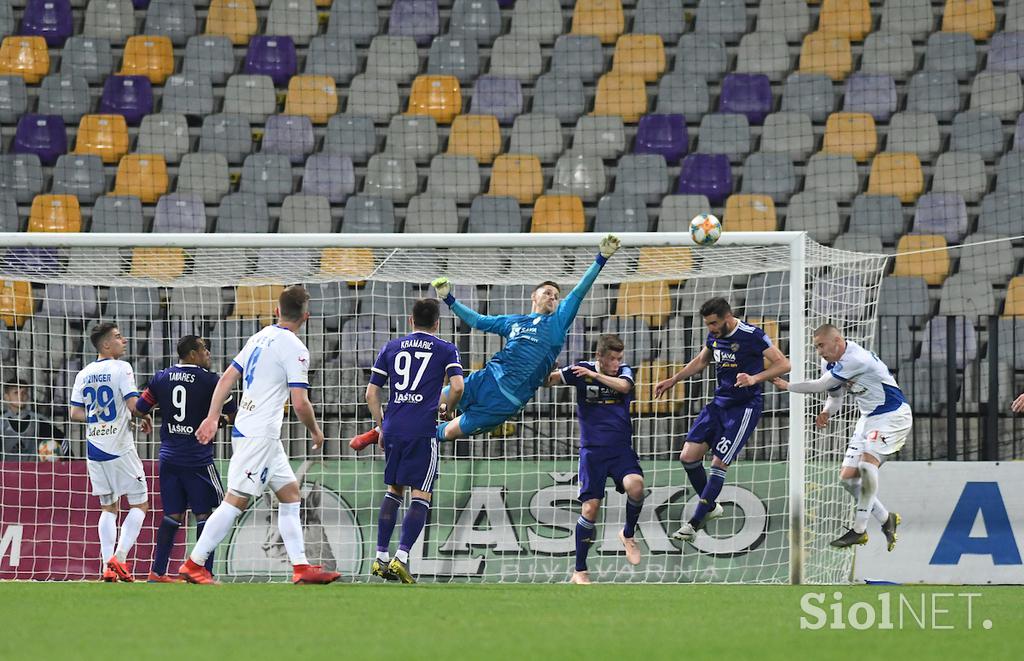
[179,558,218,584]
[618,531,641,566]
[349,427,380,451]
[292,563,341,584]
[570,571,592,585]
[106,556,134,582]
[703,502,725,523]
[102,567,118,582]
[672,522,697,541]
[882,512,900,552]
[147,571,181,583]
[830,528,868,548]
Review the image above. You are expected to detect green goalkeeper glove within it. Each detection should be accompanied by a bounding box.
[431,277,452,300]
[599,234,621,259]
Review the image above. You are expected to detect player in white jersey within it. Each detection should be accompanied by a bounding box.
[177,285,340,585]
[773,324,907,551]
[69,322,154,582]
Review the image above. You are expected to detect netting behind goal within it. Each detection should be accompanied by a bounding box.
[0,233,886,584]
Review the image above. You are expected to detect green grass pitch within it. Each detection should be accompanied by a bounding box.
[1,583,1019,660]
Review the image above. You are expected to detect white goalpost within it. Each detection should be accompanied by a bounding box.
[0,231,888,584]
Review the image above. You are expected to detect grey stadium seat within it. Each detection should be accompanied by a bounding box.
[262,115,314,166]
[531,73,586,124]
[593,193,650,233]
[0,155,42,203]
[784,192,841,244]
[153,193,208,233]
[215,193,271,233]
[970,72,1024,121]
[161,73,215,118]
[223,75,277,123]
[279,195,334,233]
[880,0,934,40]
[860,32,915,80]
[511,0,564,44]
[327,0,379,45]
[697,114,751,161]
[905,71,961,122]
[977,192,1024,234]
[656,73,711,121]
[0,194,19,232]
[995,318,1024,369]
[305,36,359,84]
[551,153,607,202]
[997,152,1024,193]
[511,114,565,162]
[60,37,114,84]
[385,115,439,163]
[950,112,1005,161]
[362,155,419,203]
[694,0,748,42]
[342,196,397,233]
[324,115,379,163]
[0,76,26,123]
[877,316,914,367]
[938,274,996,317]
[403,195,460,233]
[51,155,106,204]
[37,75,90,123]
[82,0,134,44]
[745,272,790,317]
[931,152,987,202]
[741,152,796,203]
[488,36,543,83]
[240,154,294,204]
[878,276,930,324]
[346,76,400,123]
[177,152,231,205]
[427,154,481,203]
[199,114,252,165]
[449,0,502,45]
[572,115,625,160]
[848,195,905,245]
[885,112,941,162]
[924,32,978,81]
[550,35,604,83]
[426,35,481,83]
[301,154,356,204]
[183,36,235,85]
[615,154,669,204]
[365,36,420,83]
[137,113,191,163]
[90,196,144,232]
[675,34,727,80]
[780,74,835,123]
[832,233,883,254]
[632,0,686,45]
[958,233,1018,282]
[803,153,859,202]
[266,0,319,46]
[759,112,814,161]
[105,286,162,320]
[467,196,522,233]
[735,32,790,81]
[657,195,711,232]
[756,0,809,42]
[145,0,197,45]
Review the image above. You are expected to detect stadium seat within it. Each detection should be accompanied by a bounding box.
[886,112,941,162]
[923,32,977,81]
[958,233,1017,283]
[0,154,43,204]
[176,152,230,205]
[633,114,686,164]
[508,114,563,162]
[833,232,883,254]
[676,153,732,205]
[98,75,153,126]
[785,192,841,244]
[305,36,359,84]
[632,361,684,414]
[694,0,747,42]
[971,72,1024,121]
[573,115,625,161]
[874,316,914,367]
[51,154,106,203]
[898,360,952,415]
[407,75,462,125]
[28,194,80,232]
[427,35,481,83]
[818,0,872,42]
[756,0,809,40]
[366,36,420,83]
[675,34,728,82]
[74,114,128,163]
[848,195,905,245]
[0,76,26,123]
[860,32,915,80]
[240,154,293,204]
[723,194,777,232]
[284,76,338,124]
[278,194,333,233]
[21,0,74,47]
[530,195,586,233]
[262,114,315,164]
[532,73,587,124]
[571,0,624,45]
[223,75,277,123]
[978,192,1024,234]
[469,75,523,124]
[199,114,251,165]
[696,114,750,162]
[906,71,961,122]
[214,193,270,233]
[137,113,190,164]
[446,114,501,163]
[341,196,397,233]
[552,153,607,202]
[997,152,1024,193]
[232,285,285,322]
[326,0,378,46]
[881,0,933,39]
[740,152,796,203]
[145,0,197,46]
[780,73,835,122]
[941,0,995,40]
[616,281,672,327]
[938,273,995,318]
[989,31,1024,78]
[799,32,852,81]
[243,36,297,87]
[129,247,186,281]
[467,195,522,232]
[489,154,543,204]
[205,0,258,45]
[932,152,988,203]
[346,75,400,123]
[735,32,791,82]
[153,193,207,233]
[1005,277,1024,316]
[612,34,665,83]
[12,114,66,166]
[655,74,710,121]
[616,154,668,204]
[267,0,319,46]
[404,194,460,233]
[0,36,49,83]
[0,280,33,328]
[920,315,978,368]
[301,154,355,204]
[759,112,813,161]
[867,152,923,203]
[551,34,604,83]
[449,0,502,45]
[844,74,897,121]
[594,193,649,233]
[119,35,174,85]
[893,234,949,285]
[90,195,143,232]
[878,275,930,323]
[511,0,565,44]
[718,73,772,125]
[804,153,859,201]
[424,154,480,204]
[823,112,877,162]
[183,36,234,85]
[362,154,419,203]
[386,115,439,164]
[489,36,543,83]
[912,193,968,243]
[82,0,134,45]
[113,154,168,204]
[324,114,379,163]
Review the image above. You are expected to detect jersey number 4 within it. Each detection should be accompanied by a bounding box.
[83,385,117,423]
[394,351,432,391]
[244,347,263,387]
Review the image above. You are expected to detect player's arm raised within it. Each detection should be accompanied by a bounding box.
[433,277,514,336]
[655,346,713,398]
[557,234,620,327]
[735,345,791,388]
[196,365,240,444]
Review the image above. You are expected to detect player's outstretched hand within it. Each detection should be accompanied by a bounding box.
[1012,392,1024,413]
[600,234,621,259]
[570,364,598,379]
[439,402,455,421]
[771,377,789,390]
[432,277,452,300]
[815,411,831,428]
[311,428,325,451]
[196,416,218,445]
[139,415,153,435]
[653,377,676,399]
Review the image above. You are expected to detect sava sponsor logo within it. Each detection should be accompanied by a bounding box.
[393,392,424,404]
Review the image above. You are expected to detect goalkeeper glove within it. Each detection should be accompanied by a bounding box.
[431,277,452,300]
[599,234,621,259]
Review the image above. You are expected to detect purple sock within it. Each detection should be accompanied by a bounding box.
[575,516,596,572]
[377,492,402,553]
[683,460,708,499]
[398,497,430,554]
[690,466,727,526]
[151,516,180,576]
[623,495,644,538]
[195,519,215,573]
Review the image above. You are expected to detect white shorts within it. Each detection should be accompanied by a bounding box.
[843,404,913,468]
[226,436,297,498]
[88,450,148,506]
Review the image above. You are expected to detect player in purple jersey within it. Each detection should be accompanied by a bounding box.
[135,335,237,582]
[362,299,465,584]
[655,297,791,542]
[545,334,645,585]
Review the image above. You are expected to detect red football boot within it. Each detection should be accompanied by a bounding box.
[102,567,118,583]
[292,564,341,584]
[106,556,135,582]
[349,427,380,451]
[178,558,218,585]
[147,571,182,583]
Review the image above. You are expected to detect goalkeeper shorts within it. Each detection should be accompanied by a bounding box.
[455,369,523,436]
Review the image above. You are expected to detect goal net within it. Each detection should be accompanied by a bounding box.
[0,232,887,584]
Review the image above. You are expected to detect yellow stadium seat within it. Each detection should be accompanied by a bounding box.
[616,281,672,327]
[120,36,175,84]
[320,248,375,284]
[489,154,543,204]
[822,112,877,162]
[942,0,996,41]
[284,75,338,124]
[632,362,684,414]
[612,34,665,82]
[232,284,284,323]
[130,248,185,281]
[867,152,923,203]
[799,32,852,81]
[74,115,130,164]
[893,234,949,286]
[447,114,501,164]
[637,246,693,285]
[592,73,648,123]
[0,36,49,84]
[746,318,781,347]
[530,195,585,233]
[407,75,462,125]
[114,154,169,204]
[0,280,33,328]
[571,0,624,44]
[723,195,777,232]
[205,0,258,45]
[1004,277,1024,317]
[818,0,872,42]
[28,195,81,233]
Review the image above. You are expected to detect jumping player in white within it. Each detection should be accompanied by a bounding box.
[773,324,907,550]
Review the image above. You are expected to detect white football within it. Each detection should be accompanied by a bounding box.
[690,213,722,245]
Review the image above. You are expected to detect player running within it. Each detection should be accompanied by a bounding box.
[362,298,465,584]
[773,324,907,550]
[178,285,340,585]
[70,322,154,582]
[545,334,644,585]
[135,335,237,582]
[654,298,791,542]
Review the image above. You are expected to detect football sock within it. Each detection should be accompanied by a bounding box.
[690,467,726,525]
[114,507,145,563]
[623,495,644,538]
[151,516,181,576]
[435,422,448,442]
[575,516,596,572]
[278,501,309,566]
[377,492,402,557]
[854,461,880,534]
[683,460,708,500]
[398,497,430,562]
[841,476,888,525]
[190,501,241,565]
[195,519,215,572]
[98,510,117,562]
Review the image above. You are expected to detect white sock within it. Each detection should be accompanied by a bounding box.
[278,502,308,566]
[189,502,241,565]
[114,507,146,562]
[99,511,117,562]
[842,476,888,524]
[376,551,390,562]
[855,461,880,534]
[395,549,409,564]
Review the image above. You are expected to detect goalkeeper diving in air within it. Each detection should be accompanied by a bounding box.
[350,234,620,450]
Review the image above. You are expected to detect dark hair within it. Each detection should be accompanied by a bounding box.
[278,285,310,321]
[3,376,29,392]
[412,298,440,329]
[90,322,119,350]
[699,297,732,319]
[177,335,206,360]
[597,334,625,355]
[535,280,560,293]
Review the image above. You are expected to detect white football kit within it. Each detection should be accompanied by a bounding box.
[226,325,311,497]
[70,359,147,505]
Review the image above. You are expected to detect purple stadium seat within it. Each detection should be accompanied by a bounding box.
[911,193,969,243]
[718,74,772,125]
[497,0,514,6]
[389,0,440,46]
[3,247,60,277]
[677,153,732,205]
[302,153,356,203]
[634,113,688,164]
[261,114,315,164]
[19,0,74,47]
[12,114,66,166]
[469,75,523,123]
[132,0,150,8]
[244,36,297,87]
[843,73,898,121]
[98,75,154,126]
[988,32,1024,76]
[153,193,207,233]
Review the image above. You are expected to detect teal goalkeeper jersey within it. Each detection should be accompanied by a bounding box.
[443,253,608,408]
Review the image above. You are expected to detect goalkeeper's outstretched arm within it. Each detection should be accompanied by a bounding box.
[432,277,515,336]
[556,234,620,329]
